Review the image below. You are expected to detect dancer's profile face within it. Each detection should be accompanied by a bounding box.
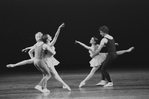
[100,31,105,37]
[47,35,52,41]
[90,38,96,44]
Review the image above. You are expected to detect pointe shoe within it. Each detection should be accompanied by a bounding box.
[42,88,50,93]
[127,47,134,52]
[63,85,71,91]
[79,82,86,88]
[6,64,14,68]
[103,82,113,87]
[95,80,107,86]
[35,85,43,93]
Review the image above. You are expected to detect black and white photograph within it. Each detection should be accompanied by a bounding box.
[0,0,149,99]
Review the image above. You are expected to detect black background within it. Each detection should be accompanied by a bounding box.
[0,0,149,74]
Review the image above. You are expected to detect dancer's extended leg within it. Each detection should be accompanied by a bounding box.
[50,66,71,91]
[79,66,99,88]
[116,47,134,55]
[7,58,34,67]
[34,59,51,93]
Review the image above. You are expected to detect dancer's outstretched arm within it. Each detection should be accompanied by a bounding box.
[50,23,65,46]
[75,40,92,50]
[116,47,134,55]
[22,46,34,52]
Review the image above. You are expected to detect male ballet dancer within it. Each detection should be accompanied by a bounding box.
[92,26,117,87]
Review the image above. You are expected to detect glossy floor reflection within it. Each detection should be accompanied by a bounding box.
[0,69,149,99]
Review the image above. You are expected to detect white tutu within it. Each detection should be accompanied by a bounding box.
[89,53,107,67]
[45,56,60,67]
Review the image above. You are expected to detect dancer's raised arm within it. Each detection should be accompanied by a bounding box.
[75,40,92,50]
[50,23,65,46]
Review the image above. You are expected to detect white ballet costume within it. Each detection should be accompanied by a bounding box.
[89,48,107,67]
[45,46,60,67]
[46,56,59,67]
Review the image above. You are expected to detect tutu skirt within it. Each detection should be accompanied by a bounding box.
[45,56,60,67]
[89,53,107,67]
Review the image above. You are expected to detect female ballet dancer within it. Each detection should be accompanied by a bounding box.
[75,37,134,88]
[7,23,71,91]
[41,34,71,91]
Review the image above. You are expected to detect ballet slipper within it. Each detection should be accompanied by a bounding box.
[35,85,43,93]
[42,88,50,93]
[79,81,86,88]
[95,80,107,86]
[63,85,71,91]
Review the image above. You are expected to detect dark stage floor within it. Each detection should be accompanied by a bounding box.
[0,69,149,99]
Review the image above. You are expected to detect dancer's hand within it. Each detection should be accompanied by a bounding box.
[127,47,135,52]
[59,23,65,28]
[75,40,79,44]
[115,43,119,46]
[22,48,28,52]
[6,64,14,68]
[22,47,32,52]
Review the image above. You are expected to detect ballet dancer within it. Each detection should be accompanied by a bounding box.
[41,33,71,91]
[75,37,134,87]
[91,26,117,87]
[6,32,43,68]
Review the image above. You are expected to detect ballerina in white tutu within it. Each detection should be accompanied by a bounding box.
[75,37,134,88]
[41,33,71,91]
[35,23,70,91]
